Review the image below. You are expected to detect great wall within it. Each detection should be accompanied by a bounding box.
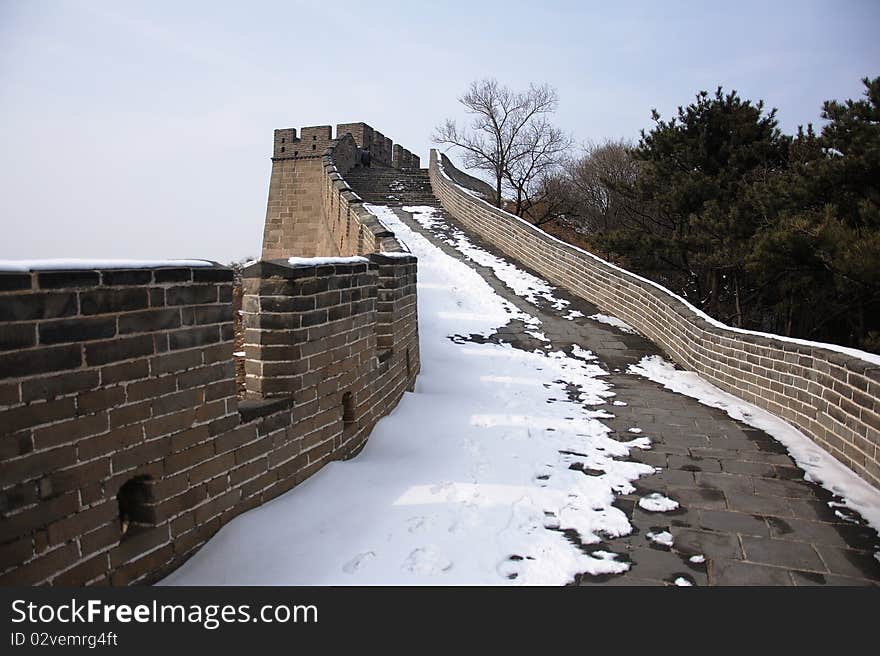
[1,121,879,585]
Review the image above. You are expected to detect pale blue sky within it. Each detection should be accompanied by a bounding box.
[1,0,877,262]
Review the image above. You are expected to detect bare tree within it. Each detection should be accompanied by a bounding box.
[564,140,644,232]
[504,117,572,216]
[434,78,563,208]
[518,170,581,226]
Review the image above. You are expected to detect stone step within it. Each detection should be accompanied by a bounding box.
[344,164,440,208]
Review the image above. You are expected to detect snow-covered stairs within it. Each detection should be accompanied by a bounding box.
[345,165,440,207]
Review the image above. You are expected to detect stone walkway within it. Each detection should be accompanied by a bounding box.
[394,205,880,586]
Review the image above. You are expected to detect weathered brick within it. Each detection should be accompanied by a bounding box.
[168,325,220,351]
[154,268,192,283]
[112,436,170,473]
[144,408,196,439]
[78,424,142,460]
[0,381,20,406]
[178,362,231,390]
[21,369,99,402]
[0,292,78,322]
[37,271,99,289]
[108,526,170,569]
[79,522,120,558]
[118,308,181,334]
[53,552,109,585]
[151,388,203,417]
[47,499,117,545]
[0,490,79,544]
[108,400,151,429]
[0,323,36,351]
[100,359,149,385]
[102,270,153,286]
[80,288,149,315]
[0,396,77,434]
[85,334,154,366]
[77,386,125,414]
[192,269,233,283]
[0,542,79,585]
[33,411,109,450]
[109,543,173,585]
[0,430,32,459]
[165,441,214,474]
[0,273,32,292]
[166,285,217,306]
[39,316,117,344]
[0,343,82,378]
[0,535,34,570]
[49,457,111,495]
[187,452,235,485]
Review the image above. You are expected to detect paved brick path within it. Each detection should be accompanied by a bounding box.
[394,205,880,586]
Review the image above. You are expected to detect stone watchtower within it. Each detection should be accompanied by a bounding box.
[260,122,419,260]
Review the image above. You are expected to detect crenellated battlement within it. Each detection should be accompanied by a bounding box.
[272,125,334,159]
[271,123,419,169]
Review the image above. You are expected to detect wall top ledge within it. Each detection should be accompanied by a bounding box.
[243,258,375,279]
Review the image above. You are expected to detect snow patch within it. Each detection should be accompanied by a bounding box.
[588,313,639,334]
[288,256,368,266]
[647,530,674,547]
[628,354,880,533]
[638,493,680,513]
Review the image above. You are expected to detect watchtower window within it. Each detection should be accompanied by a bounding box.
[313,135,317,140]
[281,146,285,153]
[117,476,154,540]
[312,144,316,150]
[281,138,286,144]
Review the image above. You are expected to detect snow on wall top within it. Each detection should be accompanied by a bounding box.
[0,259,217,272]
[287,256,369,266]
[432,150,880,368]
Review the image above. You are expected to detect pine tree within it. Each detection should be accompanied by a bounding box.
[597,87,788,323]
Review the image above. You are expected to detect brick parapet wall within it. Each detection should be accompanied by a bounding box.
[0,256,419,585]
[429,149,880,489]
[321,134,410,256]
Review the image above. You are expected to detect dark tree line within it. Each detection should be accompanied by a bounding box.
[437,77,880,352]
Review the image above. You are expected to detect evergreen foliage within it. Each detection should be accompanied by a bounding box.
[592,78,880,351]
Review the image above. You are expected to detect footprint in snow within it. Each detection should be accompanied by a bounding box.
[342,551,376,573]
[406,516,433,533]
[402,547,453,575]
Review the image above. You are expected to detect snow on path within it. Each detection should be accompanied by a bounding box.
[629,355,880,535]
[161,206,654,586]
[403,205,573,314]
[588,313,639,335]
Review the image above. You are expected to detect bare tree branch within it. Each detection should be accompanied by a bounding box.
[434,78,565,208]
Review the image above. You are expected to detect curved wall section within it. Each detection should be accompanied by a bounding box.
[429,149,880,489]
